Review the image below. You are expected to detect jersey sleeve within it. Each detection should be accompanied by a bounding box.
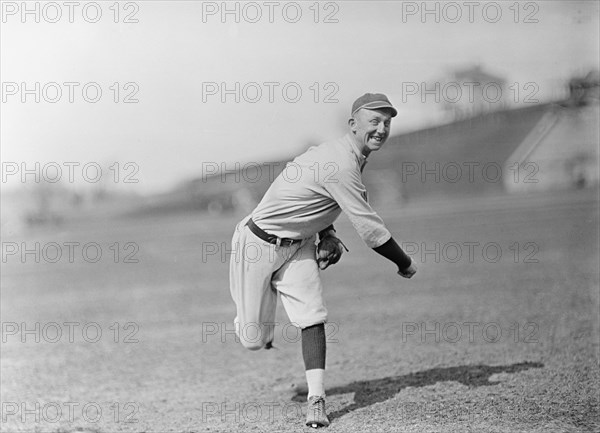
[320,165,391,248]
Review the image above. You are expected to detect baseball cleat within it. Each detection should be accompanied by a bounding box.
[305,395,329,428]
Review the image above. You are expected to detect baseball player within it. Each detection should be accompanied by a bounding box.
[229,93,417,428]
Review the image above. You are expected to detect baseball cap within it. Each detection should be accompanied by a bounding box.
[351,93,398,117]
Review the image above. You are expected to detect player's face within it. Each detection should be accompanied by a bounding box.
[350,108,393,154]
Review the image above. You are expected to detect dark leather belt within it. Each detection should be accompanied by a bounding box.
[246,218,302,247]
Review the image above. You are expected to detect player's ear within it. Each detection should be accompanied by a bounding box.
[348,117,357,132]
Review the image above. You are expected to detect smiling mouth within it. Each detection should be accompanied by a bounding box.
[371,135,384,143]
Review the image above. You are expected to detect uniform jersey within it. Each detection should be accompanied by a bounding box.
[251,133,392,249]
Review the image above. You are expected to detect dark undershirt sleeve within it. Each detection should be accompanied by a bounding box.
[373,237,412,271]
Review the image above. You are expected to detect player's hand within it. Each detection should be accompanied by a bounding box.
[398,260,417,279]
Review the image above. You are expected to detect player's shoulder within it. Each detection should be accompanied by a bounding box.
[298,135,356,172]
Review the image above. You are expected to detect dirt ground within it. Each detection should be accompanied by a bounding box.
[1,188,599,432]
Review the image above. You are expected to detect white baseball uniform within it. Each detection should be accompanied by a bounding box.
[229,133,392,349]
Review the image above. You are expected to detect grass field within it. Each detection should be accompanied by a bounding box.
[1,188,599,432]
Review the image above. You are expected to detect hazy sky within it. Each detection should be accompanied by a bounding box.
[2,1,599,193]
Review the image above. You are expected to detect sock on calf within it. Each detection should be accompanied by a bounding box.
[305,368,325,398]
[302,323,326,398]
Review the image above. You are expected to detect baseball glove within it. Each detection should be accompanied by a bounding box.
[316,234,349,270]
